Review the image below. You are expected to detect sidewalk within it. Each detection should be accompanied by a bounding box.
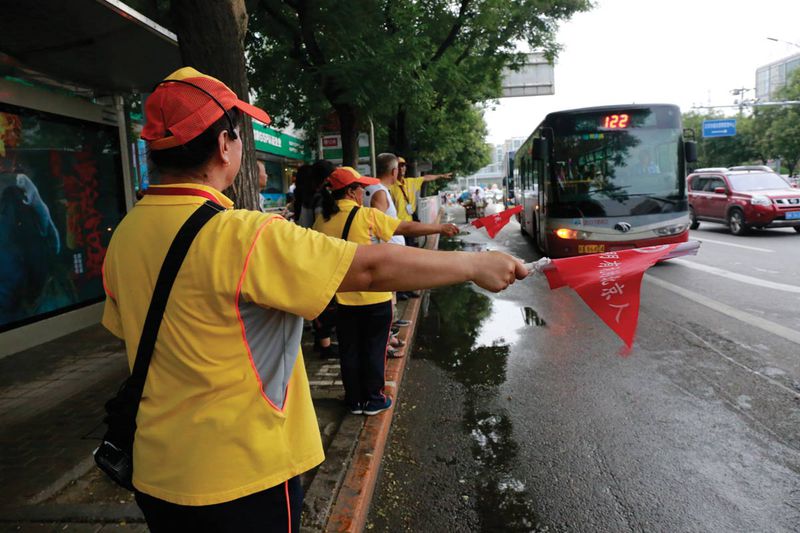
[0,243,434,533]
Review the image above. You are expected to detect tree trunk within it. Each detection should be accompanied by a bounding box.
[337,105,360,168]
[170,0,260,210]
[388,106,408,156]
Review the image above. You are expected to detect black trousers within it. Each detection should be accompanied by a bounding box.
[336,300,393,407]
[403,234,418,247]
[313,297,337,340]
[135,476,302,533]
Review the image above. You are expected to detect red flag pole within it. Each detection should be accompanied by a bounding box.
[523,240,701,273]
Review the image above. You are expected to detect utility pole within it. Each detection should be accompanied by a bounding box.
[730,87,754,116]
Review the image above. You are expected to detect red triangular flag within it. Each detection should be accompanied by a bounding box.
[543,244,679,349]
[471,205,523,238]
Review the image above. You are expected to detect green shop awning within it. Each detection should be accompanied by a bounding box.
[253,122,310,161]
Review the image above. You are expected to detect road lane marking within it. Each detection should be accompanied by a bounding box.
[671,322,800,400]
[696,238,774,253]
[646,275,800,346]
[671,259,800,293]
[753,267,781,275]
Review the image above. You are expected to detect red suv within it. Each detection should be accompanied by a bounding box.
[687,166,800,235]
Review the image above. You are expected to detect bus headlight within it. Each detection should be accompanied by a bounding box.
[555,228,591,240]
[655,223,688,236]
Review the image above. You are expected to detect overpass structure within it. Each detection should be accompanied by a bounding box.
[456,53,554,189]
[500,53,555,98]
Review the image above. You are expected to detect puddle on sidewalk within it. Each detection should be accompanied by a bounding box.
[413,278,546,531]
[522,306,547,327]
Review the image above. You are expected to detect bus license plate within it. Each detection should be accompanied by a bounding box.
[578,244,605,254]
[786,211,800,220]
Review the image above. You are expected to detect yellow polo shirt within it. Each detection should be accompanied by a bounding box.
[390,177,425,222]
[101,183,356,505]
[312,199,400,306]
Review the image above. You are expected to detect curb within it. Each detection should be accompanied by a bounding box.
[323,232,440,532]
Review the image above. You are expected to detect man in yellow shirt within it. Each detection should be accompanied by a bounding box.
[390,156,453,229]
[102,67,526,532]
[390,156,453,300]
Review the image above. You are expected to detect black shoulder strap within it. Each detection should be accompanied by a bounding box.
[341,206,360,240]
[128,200,224,392]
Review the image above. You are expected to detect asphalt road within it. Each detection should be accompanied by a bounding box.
[368,209,800,532]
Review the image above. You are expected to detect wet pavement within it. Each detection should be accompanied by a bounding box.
[369,233,548,532]
[369,208,800,532]
[0,307,407,531]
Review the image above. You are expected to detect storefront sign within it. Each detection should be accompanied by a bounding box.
[320,133,370,161]
[252,121,310,160]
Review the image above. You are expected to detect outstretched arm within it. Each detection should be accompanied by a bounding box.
[339,245,527,294]
[422,172,454,182]
[394,220,459,238]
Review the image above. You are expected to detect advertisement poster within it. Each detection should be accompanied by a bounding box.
[0,102,125,332]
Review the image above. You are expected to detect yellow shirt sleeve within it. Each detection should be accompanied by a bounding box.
[240,218,357,320]
[101,297,124,339]
[100,260,123,338]
[366,207,401,242]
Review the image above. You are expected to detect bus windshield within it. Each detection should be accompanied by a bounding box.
[549,124,686,218]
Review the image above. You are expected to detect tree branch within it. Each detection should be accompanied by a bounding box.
[294,0,327,66]
[429,0,472,63]
[384,0,398,34]
[257,0,314,68]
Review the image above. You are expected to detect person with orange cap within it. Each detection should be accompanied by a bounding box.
[101,67,526,532]
[313,166,458,415]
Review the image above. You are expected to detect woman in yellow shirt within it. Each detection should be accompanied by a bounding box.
[104,67,526,532]
[313,167,458,415]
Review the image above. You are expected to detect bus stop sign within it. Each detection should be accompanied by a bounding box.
[702,119,737,138]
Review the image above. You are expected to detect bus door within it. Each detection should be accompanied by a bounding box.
[532,137,549,252]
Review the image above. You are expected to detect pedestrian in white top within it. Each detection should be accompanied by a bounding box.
[366,153,457,244]
[364,165,405,246]
[367,152,459,316]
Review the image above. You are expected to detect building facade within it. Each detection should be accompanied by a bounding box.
[756,53,800,101]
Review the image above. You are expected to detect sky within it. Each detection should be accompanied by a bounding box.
[484,0,800,145]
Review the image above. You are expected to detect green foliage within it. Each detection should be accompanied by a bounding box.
[246,0,591,170]
[683,110,759,169]
[754,69,800,176]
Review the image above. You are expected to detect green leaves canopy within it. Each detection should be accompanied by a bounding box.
[246,0,591,172]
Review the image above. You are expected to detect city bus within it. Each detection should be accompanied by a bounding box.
[512,104,697,257]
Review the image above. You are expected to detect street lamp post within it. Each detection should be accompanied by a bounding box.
[766,37,800,49]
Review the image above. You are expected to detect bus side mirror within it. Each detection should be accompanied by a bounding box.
[532,138,548,161]
[684,141,698,163]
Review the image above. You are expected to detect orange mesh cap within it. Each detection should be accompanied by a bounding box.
[142,67,271,150]
[327,167,379,190]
